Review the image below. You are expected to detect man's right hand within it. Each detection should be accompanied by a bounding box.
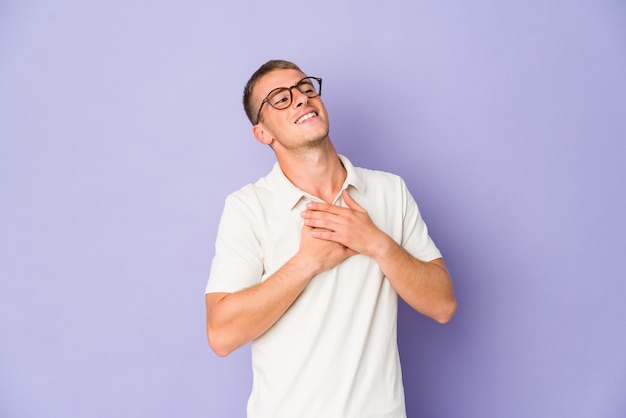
[206,223,355,357]
[296,224,356,276]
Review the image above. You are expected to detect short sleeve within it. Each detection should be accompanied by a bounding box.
[205,193,264,294]
[400,178,442,262]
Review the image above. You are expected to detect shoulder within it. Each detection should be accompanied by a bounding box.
[340,155,407,193]
[354,165,408,193]
[223,167,276,205]
[222,182,266,218]
[356,165,403,181]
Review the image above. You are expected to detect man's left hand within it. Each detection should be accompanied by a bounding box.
[301,190,387,257]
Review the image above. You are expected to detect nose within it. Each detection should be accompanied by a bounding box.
[291,87,309,108]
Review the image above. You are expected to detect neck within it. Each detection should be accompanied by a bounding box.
[275,139,346,203]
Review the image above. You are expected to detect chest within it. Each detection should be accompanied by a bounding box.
[256,192,403,280]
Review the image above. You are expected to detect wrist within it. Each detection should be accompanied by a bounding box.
[369,233,398,260]
[287,251,321,281]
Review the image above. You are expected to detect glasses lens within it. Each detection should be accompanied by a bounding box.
[268,88,292,109]
[265,78,321,112]
[298,78,320,97]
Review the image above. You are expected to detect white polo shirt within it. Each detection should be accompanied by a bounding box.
[206,155,442,418]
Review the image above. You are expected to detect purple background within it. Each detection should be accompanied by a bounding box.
[1,1,625,417]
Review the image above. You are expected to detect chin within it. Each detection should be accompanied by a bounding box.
[303,136,330,150]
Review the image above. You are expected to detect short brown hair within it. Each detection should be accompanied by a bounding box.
[242,59,303,125]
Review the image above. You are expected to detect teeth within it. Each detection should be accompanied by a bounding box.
[296,112,316,124]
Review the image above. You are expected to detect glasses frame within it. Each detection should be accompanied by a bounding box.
[254,76,323,125]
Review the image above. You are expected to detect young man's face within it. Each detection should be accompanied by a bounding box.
[252,69,330,153]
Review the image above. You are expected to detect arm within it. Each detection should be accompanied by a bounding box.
[302,190,457,323]
[206,224,355,357]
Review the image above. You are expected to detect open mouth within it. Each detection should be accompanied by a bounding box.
[295,112,317,124]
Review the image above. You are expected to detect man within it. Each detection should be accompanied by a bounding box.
[205,59,456,418]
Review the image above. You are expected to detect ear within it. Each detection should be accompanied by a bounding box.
[253,124,273,146]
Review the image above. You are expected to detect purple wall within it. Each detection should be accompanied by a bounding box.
[1,1,625,417]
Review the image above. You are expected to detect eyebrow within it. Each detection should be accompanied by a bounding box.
[264,77,308,96]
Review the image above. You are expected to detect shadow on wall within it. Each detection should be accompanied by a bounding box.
[326,97,388,170]
[328,95,473,417]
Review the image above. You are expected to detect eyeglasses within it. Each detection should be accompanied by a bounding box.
[255,76,322,125]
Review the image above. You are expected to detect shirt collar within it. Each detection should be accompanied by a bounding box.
[266,154,366,210]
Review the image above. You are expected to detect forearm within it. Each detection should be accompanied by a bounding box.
[372,235,457,323]
[206,253,317,357]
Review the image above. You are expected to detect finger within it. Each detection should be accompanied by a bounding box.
[302,208,332,221]
[302,205,346,222]
[302,213,340,230]
[342,190,365,212]
[306,201,343,214]
[310,227,335,240]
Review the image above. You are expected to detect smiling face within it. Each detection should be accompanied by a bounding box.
[252,69,330,155]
